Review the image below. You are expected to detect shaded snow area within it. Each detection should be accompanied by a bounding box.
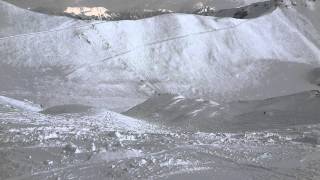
[1,0,320,179]
[124,91,320,132]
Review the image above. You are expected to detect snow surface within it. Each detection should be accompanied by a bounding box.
[0,95,42,112]
[1,0,320,110]
[124,90,320,132]
[1,102,320,179]
[1,0,320,179]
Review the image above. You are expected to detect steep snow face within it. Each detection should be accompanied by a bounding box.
[0,0,320,110]
[280,0,320,50]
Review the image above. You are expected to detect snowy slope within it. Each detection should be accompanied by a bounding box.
[1,1,320,179]
[0,0,320,111]
[1,101,319,180]
[124,90,320,132]
[0,1,81,37]
[0,95,42,112]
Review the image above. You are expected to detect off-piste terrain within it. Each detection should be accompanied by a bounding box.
[1,0,320,179]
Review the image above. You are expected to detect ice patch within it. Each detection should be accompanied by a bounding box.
[89,149,144,162]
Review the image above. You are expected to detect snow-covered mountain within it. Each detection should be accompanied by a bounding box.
[1,0,320,179]
[1,0,278,15]
[1,0,320,111]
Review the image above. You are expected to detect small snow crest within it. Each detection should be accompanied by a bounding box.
[0,96,42,112]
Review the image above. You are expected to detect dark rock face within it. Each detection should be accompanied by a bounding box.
[308,68,320,86]
[214,0,277,19]
[233,10,249,19]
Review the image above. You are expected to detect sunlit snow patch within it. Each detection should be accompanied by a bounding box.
[64,7,112,20]
[0,96,42,112]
